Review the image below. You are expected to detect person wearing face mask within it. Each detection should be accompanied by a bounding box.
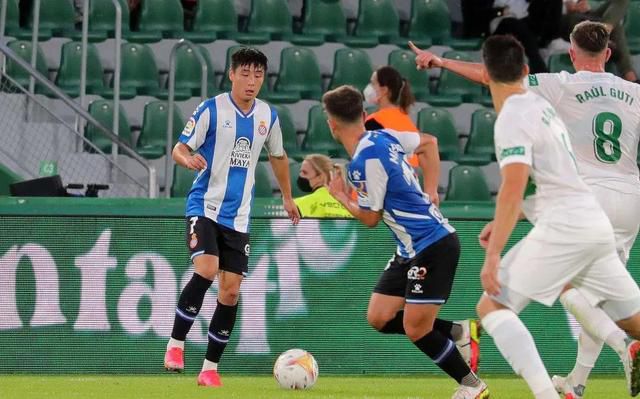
[294,154,353,218]
[363,66,420,168]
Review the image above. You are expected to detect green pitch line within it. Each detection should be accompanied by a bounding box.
[0,374,628,399]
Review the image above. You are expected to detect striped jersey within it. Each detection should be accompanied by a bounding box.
[178,93,284,233]
[348,129,455,258]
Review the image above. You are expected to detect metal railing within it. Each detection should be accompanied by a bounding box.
[165,39,208,197]
[0,42,157,197]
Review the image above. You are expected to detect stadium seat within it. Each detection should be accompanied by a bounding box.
[625,2,640,54]
[301,0,378,47]
[246,0,323,45]
[274,47,324,100]
[55,42,105,97]
[406,0,482,50]
[171,164,195,197]
[272,104,304,161]
[137,101,185,159]
[328,48,373,92]
[353,0,400,44]
[445,165,492,201]
[26,0,76,39]
[388,49,430,102]
[158,44,217,100]
[4,40,51,95]
[463,109,497,165]
[85,0,131,39]
[220,46,300,103]
[108,43,160,97]
[86,100,134,154]
[430,51,490,107]
[131,0,184,42]
[254,162,274,197]
[185,0,268,43]
[416,107,460,161]
[302,105,347,159]
[4,0,29,39]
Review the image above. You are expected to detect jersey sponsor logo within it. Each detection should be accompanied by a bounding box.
[223,119,233,129]
[407,266,427,280]
[182,117,196,137]
[230,137,252,168]
[411,283,423,294]
[258,120,267,136]
[350,169,362,181]
[499,146,525,160]
[244,244,250,256]
[528,74,539,86]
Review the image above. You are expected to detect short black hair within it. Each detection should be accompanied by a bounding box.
[231,47,268,72]
[570,21,609,55]
[482,35,526,83]
[322,85,364,124]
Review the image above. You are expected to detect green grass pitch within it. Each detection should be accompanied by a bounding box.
[0,375,628,398]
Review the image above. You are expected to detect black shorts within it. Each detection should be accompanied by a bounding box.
[373,233,460,304]
[185,216,250,276]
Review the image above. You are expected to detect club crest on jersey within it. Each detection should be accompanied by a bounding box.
[258,121,267,136]
[182,117,196,137]
[230,137,251,168]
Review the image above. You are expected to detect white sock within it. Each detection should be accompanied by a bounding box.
[202,359,218,372]
[567,328,604,389]
[560,288,627,355]
[483,309,556,399]
[167,338,184,350]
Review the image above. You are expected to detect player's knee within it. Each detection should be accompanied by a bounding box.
[218,287,240,305]
[366,311,388,331]
[403,319,433,342]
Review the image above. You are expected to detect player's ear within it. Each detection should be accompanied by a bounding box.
[481,68,490,85]
[604,47,612,63]
[361,111,367,123]
[569,46,576,64]
[522,64,530,77]
[228,67,234,83]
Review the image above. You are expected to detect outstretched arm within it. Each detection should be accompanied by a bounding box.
[409,41,489,86]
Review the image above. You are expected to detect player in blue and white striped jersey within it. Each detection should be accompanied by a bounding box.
[323,85,489,399]
[164,48,300,387]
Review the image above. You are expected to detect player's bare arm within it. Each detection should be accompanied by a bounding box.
[409,41,489,86]
[172,142,207,171]
[269,152,301,225]
[327,169,382,227]
[481,163,529,296]
[414,133,440,207]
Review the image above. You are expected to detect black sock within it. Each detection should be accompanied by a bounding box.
[380,313,461,340]
[380,311,405,334]
[205,300,238,363]
[171,273,212,341]
[433,318,459,340]
[413,330,475,384]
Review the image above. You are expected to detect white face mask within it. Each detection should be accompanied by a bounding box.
[363,84,378,104]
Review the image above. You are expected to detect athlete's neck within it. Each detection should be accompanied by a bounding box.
[573,61,606,73]
[488,82,527,113]
[229,92,255,114]
[337,123,366,157]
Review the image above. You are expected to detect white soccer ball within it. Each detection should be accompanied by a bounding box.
[273,348,319,390]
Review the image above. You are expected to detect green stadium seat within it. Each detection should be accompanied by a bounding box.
[55,42,105,97]
[388,49,430,102]
[430,51,489,107]
[416,107,460,161]
[406,0,482,50]
[254,163,274,197]
[272,104,305,161]
[463,109,497,165]
[171,164,196,197]
[0,164,22,196]
[108,43,160,97]
[184,0,268,43]
[328,48,373,92]
[353,0,400,44]
[4,0,29,39]
[220,46,300,103]
[137,101,185,159]
[157,44,217,100]
[86,99,133,154]
[445,165,492,201]
[245,0,323,45]
[302,105,348,159]
[26,0,75,39]
[274,47,324,100]
[131,0,184,41]
[625,2,640,54]
[88,0,130,38]
[301,0,377,47]
[4,40,51,95]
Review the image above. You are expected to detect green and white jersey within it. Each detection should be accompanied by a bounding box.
[495,91,611,242]
[525,71,640,194]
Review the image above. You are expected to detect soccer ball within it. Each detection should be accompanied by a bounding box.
[273,348,319,389]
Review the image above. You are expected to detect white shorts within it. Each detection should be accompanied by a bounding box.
[493,230,640,320]
[591,187,640,264]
